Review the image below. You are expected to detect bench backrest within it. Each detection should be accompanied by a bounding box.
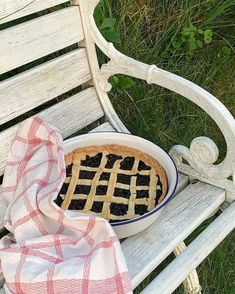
[0,0,105,229]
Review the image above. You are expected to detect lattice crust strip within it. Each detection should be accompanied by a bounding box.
[57,145,168,222]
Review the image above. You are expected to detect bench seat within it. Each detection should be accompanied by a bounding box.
[0,1,234,293]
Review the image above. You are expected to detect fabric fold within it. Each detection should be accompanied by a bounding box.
[0,116,132,294]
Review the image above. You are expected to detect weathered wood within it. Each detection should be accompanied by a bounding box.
[0,49,91,124]
[141,202,235,294]
[90,122,116,132]
[0,2,233,293]
[173,173,188,196]
[122,182,225,289]
[0,0,68,24]
[173,242,201,294]
[0,7,84,74]
[0,87,104,177]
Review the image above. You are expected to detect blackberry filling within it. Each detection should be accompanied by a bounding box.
[117,174,131,185]
[136,190,149,198]
[66,164,73,176]
[74,185,91,195]
[81,153,102,167]
[68,199,86,210]
[105,154,122,168]
[114,188,131,199]
[155,189,163,204]
[120,156,135,170]
[91,201,103,213]
[54,195,63,207]
[155,175,163,204]
[157,175,163,190]
[96,185,108,195]
[109,219,128,223]
[138,160,151,171]
[59,183,69,195]
[136,174,150,186]
[135,205,148,215]
[110,203,128,216]
[99,172,110,181]
[79,170,96,180]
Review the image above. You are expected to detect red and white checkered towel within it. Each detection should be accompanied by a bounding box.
[0,116,132,294]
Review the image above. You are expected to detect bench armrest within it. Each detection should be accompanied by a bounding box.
[99,48,235,202]
[79,0,235,202]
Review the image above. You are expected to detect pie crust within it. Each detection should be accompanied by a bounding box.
[55,144,168,222]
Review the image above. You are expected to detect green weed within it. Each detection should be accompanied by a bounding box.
[94,0,136,92]
[171,24,213,56]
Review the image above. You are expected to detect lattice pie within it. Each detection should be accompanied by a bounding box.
[55,145,168,222]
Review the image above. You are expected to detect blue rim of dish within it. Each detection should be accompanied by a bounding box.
[64,131,178,226]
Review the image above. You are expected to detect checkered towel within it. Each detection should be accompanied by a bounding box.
[0,117,132,294]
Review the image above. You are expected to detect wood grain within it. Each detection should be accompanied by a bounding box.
[0,7,84,74]
[0,87,104,177]
[0,1,68,24]
[121,182,225,289]
[90,122,116,132]
[142,201,235,294]
[0,49,91,124]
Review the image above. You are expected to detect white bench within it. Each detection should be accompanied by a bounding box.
[0,1,234,293]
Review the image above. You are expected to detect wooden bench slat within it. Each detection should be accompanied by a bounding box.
[90,122,116,133]
[0,7,84,74]
[0,87,104,177]
[0,49,91,124]
[141,201,235,294]
[0,0,68,25]
[122,182,225,289]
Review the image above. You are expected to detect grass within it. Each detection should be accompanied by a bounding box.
[0,0,234,293]
[105,0,235,293]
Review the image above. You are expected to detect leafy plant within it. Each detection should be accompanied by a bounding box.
[94,0,135,92]
[221,46,231,56]
[94,0,121,43]
[171,24,213,55]
[109,76,135,93]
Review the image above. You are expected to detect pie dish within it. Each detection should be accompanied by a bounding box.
[55,145,168,223]
[55,132,178,239]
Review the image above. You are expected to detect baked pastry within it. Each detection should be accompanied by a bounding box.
[55,144,168,222]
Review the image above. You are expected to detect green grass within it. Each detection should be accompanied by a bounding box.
[105,0,235,293]
[0,1,234,293]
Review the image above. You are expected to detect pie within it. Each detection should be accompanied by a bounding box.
[55,144,168,222]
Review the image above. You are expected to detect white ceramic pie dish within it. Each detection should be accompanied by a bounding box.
[63,132,178,239]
